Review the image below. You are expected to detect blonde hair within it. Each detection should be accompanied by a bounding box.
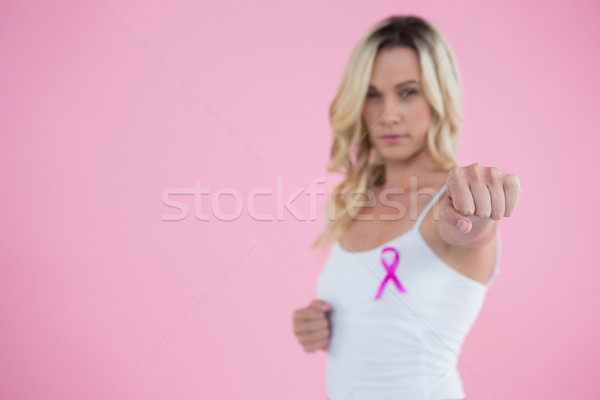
[311,15,463,251]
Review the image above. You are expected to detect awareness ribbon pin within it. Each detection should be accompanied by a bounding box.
[374,246,407,300]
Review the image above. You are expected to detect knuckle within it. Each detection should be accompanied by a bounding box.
[475,210,490,219]
[469,162,483,172]
[476,163,488,175]
[448,166,465,182]
[488,167,503,182]
[504,174,520,189]
[458,206,473,215]
[490,212,503,221]
[490,166,503,175]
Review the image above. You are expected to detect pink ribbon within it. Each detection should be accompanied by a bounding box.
[374,246,407,299]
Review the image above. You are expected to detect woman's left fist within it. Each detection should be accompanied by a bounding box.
[441,162,522,233]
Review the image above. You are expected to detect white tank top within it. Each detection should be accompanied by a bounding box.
[316,184,501,400]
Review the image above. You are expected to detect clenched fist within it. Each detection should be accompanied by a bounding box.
[443,162,523,233]
[293,299,332,353]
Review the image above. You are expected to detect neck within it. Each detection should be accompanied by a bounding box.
[381,148,446,191]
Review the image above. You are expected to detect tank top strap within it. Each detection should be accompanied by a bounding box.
[414,183,448,231]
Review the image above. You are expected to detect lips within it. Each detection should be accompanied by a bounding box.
[380,133,408,145]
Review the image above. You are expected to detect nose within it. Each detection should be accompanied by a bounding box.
[379,97,402,127]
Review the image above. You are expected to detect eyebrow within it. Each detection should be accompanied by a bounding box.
[368,80,419,90]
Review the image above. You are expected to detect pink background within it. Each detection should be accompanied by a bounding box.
[1,0,598,399]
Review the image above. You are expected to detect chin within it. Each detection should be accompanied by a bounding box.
[377,148,411,161]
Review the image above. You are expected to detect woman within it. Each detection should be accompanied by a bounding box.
[292,15,522,400]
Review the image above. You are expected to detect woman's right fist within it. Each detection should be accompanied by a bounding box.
[292,299,332,353]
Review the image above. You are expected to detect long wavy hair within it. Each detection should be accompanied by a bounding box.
[311,15,463,252]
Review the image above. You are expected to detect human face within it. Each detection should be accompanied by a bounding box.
[362,47,432,162]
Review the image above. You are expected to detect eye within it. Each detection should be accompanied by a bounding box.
[366,89,417,100]
[400,88,417,97]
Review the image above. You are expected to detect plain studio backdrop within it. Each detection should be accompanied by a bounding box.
[1,0,598,399]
